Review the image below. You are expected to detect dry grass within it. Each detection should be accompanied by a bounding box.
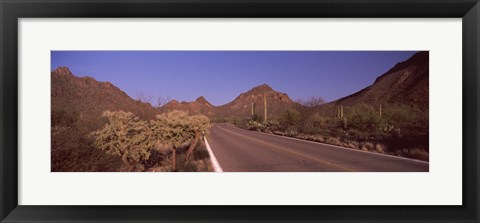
[375,143,386,153]
[325,137,341,146]
[362,142,375,151]
[407,148,429,161]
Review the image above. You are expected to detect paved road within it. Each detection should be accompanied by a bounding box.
[206,123,429,172]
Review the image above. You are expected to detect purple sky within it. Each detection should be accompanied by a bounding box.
[51,51,417,106]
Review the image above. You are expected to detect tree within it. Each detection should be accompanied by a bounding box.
[135,91,155,106]
[296,96,326,108]
[155,96,171,107]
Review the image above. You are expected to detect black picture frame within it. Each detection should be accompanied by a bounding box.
[1,0,479,222]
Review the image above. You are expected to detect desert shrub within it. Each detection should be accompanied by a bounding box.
[192,140,210,160]
[310,112,327,128]
[51,126,123,172]
[52,108,79,127]
[263,120,280,132]
[279,108,301,131]
[408,148,429,161]
[251,114,263,122]
[375,143,386,153]
[382,104,421,128]
[174,140,212,172]
[296,96,326,108]
[345,140,359,149]
[51,109,121,172]
[246,120,263,131]
[325,136,341,146]
[362,142,375,151]
[347,104,382,132]
[346,129,368,141]
[245,119,280,133]
[302,112,329,134]
[313,134,325,142]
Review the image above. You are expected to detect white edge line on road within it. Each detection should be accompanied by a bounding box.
[223,124,429,165]
[204,137,223,172]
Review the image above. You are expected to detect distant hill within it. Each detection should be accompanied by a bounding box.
[329,51,429,110]
[51,67,159,125]
[162,96,215,115]
[162,84,302,119]
[215,84,302,119]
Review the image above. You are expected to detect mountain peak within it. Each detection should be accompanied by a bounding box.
[375,51,428,84]
[52,66,73,76]
[247,84,274,95]
[195,96,208,103]
[168,99,179,104]
[333,51,429,110]
[195,96,213,106]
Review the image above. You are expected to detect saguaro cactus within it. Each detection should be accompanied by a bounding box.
[379,104,382,117]
[264,93,268,122]
[337,106,344,119]
[340,105,344,119]
[251,102,256,117]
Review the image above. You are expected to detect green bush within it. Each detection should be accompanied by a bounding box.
[382,103,426,130]
[347,103,382,132]
[310,112,326,128]
[279,108,301,131]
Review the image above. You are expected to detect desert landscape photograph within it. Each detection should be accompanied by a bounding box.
[51,51,429,172]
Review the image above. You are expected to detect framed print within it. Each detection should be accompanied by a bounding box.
[1,0,479,222]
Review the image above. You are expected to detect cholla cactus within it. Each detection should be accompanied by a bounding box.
[90,110,155,170]
[151,110,210,148]
[90,110,210,171]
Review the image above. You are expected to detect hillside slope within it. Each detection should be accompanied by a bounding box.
[51,67,159,171]
[330,51,429,110]
[52,67,158,122]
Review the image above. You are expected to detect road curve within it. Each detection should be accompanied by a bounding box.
[206,123,429,172]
